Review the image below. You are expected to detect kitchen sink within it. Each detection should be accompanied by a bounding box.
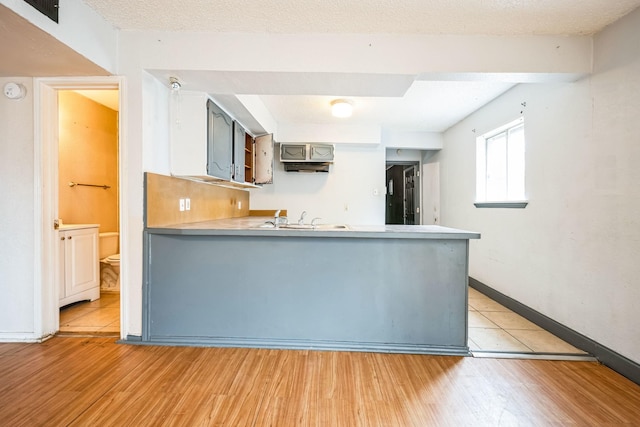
[286,224,349,230]
[254,223,349,230]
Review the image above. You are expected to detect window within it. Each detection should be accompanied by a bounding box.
[475,117,527,208]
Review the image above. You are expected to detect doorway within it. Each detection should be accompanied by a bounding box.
[57,89,120,335]
[35,77,124,338]
[385,162,420,225]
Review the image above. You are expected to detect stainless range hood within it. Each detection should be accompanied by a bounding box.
[280,143,334,172]
[283,162,331,173]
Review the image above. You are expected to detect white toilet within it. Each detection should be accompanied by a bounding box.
[99,232,120,292]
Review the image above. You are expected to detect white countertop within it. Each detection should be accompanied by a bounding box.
[58,223,100,231]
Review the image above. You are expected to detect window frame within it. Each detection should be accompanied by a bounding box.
[474,117,528,209]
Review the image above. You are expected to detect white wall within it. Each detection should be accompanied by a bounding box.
[385,148,424,163]
[437,7,640,363]
[118,31,592,77]
[142,71,171,174]
[0,77,35,337]
[250,144,386,225]
[383,131,443,150]
[277,123,380,145]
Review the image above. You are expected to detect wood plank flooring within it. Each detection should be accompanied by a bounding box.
[0,337,639,426]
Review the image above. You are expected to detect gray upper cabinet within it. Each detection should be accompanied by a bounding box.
[280,143,334,162]
[207,99,233,180]
[170,91,274,186]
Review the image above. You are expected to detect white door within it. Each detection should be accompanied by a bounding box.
[422,162,440,225]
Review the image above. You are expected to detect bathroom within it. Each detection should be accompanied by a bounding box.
[57,90,120,334]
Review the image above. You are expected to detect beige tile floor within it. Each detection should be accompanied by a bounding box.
[468,287,588,355]
[59,292,120,335]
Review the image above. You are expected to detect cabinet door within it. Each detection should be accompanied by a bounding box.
[65,228,99,297]
[206,99,233,180]
[232,121,246,183]
[280,144,306,161]
[310,144,334,161]
[254,134,274,184]
[170,91,208,176]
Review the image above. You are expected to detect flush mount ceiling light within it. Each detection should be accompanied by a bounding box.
[169,77,182,91]
[331,99,353,118]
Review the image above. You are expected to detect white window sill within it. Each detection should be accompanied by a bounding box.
[474,201,528,209]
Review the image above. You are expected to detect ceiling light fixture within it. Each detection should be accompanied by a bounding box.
[169,77,182,91]
[331,99,353,118]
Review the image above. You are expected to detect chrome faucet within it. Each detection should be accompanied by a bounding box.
[298,211,307,225]
[274,209,281,228]
[311,217,321,229]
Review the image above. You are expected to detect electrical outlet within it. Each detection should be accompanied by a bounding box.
[185,198,191,211]
[179,198,185,211]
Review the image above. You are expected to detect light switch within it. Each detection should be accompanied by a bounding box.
[185,198,191,210]
[179,198,185,211]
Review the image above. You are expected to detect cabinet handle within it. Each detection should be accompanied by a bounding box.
[68,236,72,240]
[61,237,65,241]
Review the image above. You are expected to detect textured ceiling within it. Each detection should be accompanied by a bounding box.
[83,0,640,35]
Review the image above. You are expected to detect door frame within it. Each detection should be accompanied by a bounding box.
[34,76,126,339]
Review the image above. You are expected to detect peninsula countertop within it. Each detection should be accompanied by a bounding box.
[147,217,481,240]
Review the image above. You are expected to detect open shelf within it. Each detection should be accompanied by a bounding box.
[244,133,254,184]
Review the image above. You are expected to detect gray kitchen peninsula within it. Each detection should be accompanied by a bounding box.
[143,217,480,355]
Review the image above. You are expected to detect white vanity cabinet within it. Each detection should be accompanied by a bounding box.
[59,225,100,307]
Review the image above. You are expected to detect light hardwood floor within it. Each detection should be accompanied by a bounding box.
[0,337,638,426]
